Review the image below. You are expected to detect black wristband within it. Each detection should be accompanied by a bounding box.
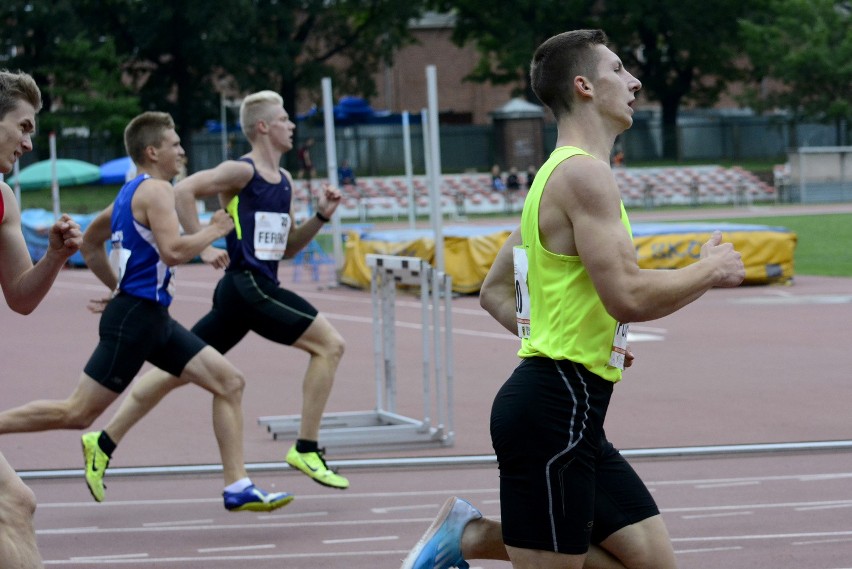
[315,211,331,223]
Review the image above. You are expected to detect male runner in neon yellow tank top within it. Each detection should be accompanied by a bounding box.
[401,29,745,569]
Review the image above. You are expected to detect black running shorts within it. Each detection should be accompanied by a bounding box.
[191,270,318,353]
[490,357,659,554]
[84,293,206,393]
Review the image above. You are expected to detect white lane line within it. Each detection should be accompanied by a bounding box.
[372,504,440,514]
[795,503,852,511]
[672,530,852,542]
[261,510,328,520]
[695,480,761,489]
[663,499,852,514]
[651,472,852,487]
[323,535,398,544]
[674,546,743,554]
[69,553,149,560]
[143,519,214,527]
[198,544,276,553]
[793,537,852,545]
[45,549,413,564]
[681,511,753,520]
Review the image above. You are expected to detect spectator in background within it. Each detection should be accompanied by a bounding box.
[505,166,521,213]
[297,137,316,184]
[338,159,356,187]
[525,164,537,190]
[491,164,506,192]
[505,167,520,192]
[611,137,625,167]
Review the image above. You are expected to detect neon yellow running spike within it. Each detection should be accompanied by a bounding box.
[285,445,349,489]
[81,431,110,502]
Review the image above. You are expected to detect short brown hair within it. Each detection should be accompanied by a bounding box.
[0,69,42,120]
[124,111,175,165]
[530,30,608,118]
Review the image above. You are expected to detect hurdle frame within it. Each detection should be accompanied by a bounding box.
[257,254,455,453]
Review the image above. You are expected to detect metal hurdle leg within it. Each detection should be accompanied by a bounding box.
[258,254,455,454]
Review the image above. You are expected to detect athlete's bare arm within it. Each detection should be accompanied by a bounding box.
[550,157,744,323]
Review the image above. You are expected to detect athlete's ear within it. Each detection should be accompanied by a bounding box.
[255,120,269,135]
[574,76,593,99]
[143,144,158,164]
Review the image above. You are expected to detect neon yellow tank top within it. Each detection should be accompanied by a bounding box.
[517,146,632,382]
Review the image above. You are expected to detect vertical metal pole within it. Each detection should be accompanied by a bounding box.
[383,275,398,413]
[371,265,384,412]
[426,66,445,274]
[402,111,416,229]
[321,78,344,271]
[431,264,444,429]
[443,272,455,438]
[49,133,60,219]
[420,262,432,428]
[421,108,431,223]
[220,94,228,162]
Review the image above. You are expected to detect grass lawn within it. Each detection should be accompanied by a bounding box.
[673,213,852,277]
[17,184,120,214]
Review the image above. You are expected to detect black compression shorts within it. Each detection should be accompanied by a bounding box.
[84,293,206,393]
[191,270,318,353]
[490,357,659,554]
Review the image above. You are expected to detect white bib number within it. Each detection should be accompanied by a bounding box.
[609,322,629,370]
[109,246,131,285]
[254,211,291,261]
[513,246,530,339]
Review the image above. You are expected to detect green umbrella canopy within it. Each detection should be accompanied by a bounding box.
[7,159,102,191]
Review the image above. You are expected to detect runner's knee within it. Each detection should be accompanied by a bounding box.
[0,477,37,522]
[215,367,245,400]
[64,403,102,430]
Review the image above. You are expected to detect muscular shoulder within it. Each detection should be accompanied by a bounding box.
[546,155,620,216]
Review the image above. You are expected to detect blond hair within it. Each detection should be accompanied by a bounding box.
[239,90,283,141]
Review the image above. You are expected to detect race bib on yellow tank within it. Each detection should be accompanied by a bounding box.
[609,322,629,370]
[513,246,530,339]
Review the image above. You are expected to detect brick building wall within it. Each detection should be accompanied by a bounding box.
[370,16,516,125]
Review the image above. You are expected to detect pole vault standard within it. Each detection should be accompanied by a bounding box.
[321,78,344,270]
[257,254,455,453]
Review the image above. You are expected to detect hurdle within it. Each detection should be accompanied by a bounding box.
[258,253,455,453]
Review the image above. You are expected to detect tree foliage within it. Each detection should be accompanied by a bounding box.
[1,0,427,161]
[739,0,852,139]
[0,1,139,152]
[429,0,774,158]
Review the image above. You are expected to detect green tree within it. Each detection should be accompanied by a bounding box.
[429,0,596,100]
[223,0,427,167]
[739,0,852,145]
[78,0,427,165]
[3,0,426,163]
[602,0,773,159]
[429,0,773,159]
[0,1,139,157]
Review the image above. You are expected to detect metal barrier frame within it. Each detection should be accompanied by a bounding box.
[258,254,454,453]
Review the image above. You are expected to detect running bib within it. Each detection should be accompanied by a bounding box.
[254,211,291,261]
[609,322,629,370]
[513,246,530,339]
[109,245,130,285]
